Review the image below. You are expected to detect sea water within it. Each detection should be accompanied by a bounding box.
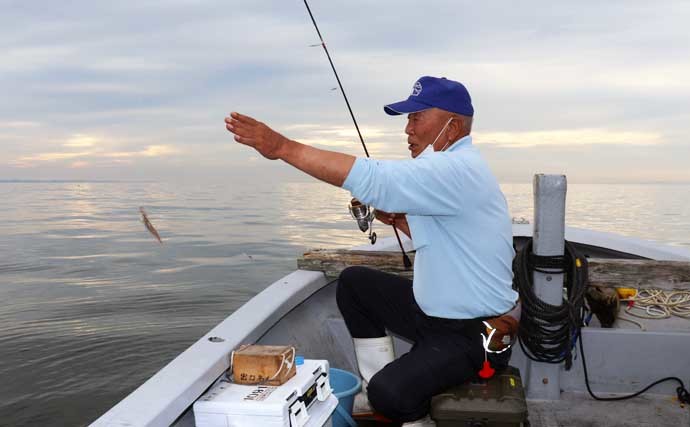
[0,180,688,426]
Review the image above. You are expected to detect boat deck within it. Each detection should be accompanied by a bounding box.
[354,392,690,426]
[256,279,690,427]
[527,392,689,427]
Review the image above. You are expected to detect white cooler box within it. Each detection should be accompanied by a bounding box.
[193,359,338,427]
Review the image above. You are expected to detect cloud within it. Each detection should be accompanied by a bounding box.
[105,145,180,158]
[9,132,181,168]
[87,58,175,72]
[14,151,93,163]
[284,123,397,149]
[39,82,157,95]
[70,161,90,169]
[63,135,99,148]
[474,129,664,148]
[1,1,689,182]
[0,121,42,129]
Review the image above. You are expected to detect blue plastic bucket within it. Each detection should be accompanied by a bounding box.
[329,368,362,427]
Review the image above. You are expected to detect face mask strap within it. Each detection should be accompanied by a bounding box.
[430,117,454,152]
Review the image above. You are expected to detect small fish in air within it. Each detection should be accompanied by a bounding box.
[140,207,162,243]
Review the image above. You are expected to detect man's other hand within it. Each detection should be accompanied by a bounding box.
[375,210,411,238]
[225,112,287,160]
[375,210,408,227]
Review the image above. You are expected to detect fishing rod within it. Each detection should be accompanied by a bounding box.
[302,0,412,269]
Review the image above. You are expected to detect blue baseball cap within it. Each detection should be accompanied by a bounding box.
[384,76,474,117]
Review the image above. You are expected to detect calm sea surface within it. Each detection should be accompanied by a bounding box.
[1,181,689,426]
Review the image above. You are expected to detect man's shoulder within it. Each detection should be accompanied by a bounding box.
[440,146,487,172]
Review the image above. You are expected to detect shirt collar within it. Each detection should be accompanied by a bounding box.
[445,135,472,152]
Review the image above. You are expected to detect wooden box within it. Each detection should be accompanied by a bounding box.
[231,345,296,386]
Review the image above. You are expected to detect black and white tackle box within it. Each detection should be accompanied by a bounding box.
[193,359,337,427]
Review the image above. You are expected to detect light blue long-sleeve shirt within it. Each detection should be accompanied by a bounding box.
[342,135,518,319]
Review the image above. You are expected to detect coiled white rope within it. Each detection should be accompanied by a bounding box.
[622,288,690,320]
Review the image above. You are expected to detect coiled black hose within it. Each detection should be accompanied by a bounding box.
[514,238,690,403]
[514,239,587,370]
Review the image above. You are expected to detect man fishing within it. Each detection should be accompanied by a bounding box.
[225,76,518,427]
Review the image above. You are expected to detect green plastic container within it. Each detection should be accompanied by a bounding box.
[431,366,528,427]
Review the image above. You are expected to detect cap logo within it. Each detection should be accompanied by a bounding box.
[411,81,422,97]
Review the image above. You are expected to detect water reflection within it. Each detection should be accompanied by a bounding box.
[276,181,394,249]
[502,183,690,248]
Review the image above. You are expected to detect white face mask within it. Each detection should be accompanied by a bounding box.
[417,117,454,159]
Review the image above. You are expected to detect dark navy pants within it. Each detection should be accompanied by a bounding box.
[336,266,509,422]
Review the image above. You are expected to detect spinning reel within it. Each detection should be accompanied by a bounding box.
[348,198,376,244]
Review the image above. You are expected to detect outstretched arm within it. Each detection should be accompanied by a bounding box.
[225,112,355,187]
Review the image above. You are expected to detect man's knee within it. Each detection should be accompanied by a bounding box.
[336,266,371,306]
[337,266,371,287]
[367,371,428,422]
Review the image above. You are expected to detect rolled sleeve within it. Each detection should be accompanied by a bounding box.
[342,157,368,194]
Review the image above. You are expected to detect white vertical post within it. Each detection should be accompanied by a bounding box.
[526,174,567,400]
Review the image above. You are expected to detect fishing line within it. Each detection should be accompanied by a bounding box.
[303,0,367,158]
[302,0,411,268]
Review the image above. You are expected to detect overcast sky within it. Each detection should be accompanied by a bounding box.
[2,0,689,184]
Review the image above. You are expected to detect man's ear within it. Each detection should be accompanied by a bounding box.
[448,117,465,140]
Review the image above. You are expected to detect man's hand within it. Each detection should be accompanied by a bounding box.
[375,210,410,238]
[225,112,288,160]
[375,210,399,226]
[224,111,355,187]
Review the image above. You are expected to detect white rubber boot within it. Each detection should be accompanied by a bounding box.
[402,415,437,427]
[352,336,395,415]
